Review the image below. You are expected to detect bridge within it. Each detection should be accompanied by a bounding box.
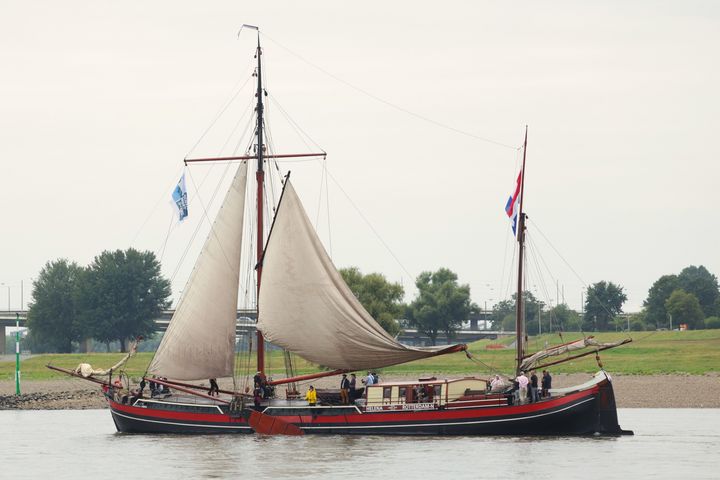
[0,310,508,354]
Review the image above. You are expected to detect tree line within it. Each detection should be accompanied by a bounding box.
[23,253,720,354]
[26,249,171,353]
[488,264,719,333]
[340,267,476,345]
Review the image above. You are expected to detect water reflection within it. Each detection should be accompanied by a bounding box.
[2,409,718,479]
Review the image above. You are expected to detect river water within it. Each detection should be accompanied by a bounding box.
[1,409,717,479]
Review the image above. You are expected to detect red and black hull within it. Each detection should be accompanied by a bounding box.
[108,378,631,436]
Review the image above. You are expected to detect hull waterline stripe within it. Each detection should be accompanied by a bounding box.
[299,397,596,430]
[111,410,251,430]
[111,395,596,432]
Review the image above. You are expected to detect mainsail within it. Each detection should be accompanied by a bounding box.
[257,180,463,371]
[148,162,248,380]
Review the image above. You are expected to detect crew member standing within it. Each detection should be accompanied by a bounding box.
[305,385,317,406]
[349,373,357,401]
[340,374,350,404]
[530,371,539,403]
[516,371,529,404]
[542,370,552,398]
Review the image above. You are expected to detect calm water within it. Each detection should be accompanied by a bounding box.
[1,409,717,479]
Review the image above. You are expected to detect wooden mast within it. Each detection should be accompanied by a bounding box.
[254,32,266,376]
[515,126,528,375]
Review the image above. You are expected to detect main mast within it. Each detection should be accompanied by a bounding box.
[254,33,266,376]
[515,126,528,375]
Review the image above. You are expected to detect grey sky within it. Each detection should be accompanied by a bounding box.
[1,1,718,313]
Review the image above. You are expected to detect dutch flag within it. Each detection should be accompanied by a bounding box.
[504,170,522,236]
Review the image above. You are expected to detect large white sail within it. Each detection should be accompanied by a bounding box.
[148,162,248,380]
[257,180,462,371]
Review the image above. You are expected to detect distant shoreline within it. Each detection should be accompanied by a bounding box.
[1,373,718,410]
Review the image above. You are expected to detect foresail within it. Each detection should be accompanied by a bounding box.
[257,180,463,371]
[519,336,630,372]
[148,162,248,380]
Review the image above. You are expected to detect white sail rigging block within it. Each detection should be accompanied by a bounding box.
[148,162,248,381]
[257,180,462,371]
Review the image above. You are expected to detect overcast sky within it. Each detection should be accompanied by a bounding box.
[1,1,718,314]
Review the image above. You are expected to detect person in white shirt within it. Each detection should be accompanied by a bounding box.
[363,372,375,386]
[490,375,503,392]
[516,372,529,404]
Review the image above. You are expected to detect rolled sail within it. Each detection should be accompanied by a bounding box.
[257,180,464,371]
[148,162,248,380]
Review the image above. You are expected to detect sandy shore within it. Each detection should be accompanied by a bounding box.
[1,373,718,410]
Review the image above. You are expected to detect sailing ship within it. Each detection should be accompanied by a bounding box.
[49,27,632,436]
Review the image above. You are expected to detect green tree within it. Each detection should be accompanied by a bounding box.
[491,299,515,330]
[643,274,680,328]
[677,265,719,317]
[626,310,649,331]
[406,268,474,345]
[491,291,545,333]
[643,266,719,327]
[546,303,581,332]
[583,281,627,331]
[705,316,720,329]
[26,259,84,353]
[339,267,405,337]
[665,289,705,330]
[78,249,171,352]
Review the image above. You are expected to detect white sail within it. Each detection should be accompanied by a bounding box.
[519,336,630,372]
[148,162,248,380]
[257,180,462,371]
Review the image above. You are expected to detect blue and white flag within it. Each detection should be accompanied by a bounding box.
[172,173,189,222]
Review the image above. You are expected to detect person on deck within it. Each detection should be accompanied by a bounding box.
[208,378,220,397]
[159,377,171,395]
[340,374,350,404]
[542,370,552,398]
[530,371,539,403]
[372,372,379,384]
[349,373,357,401]
[362,372,375,387]
[490,375,503,392]
[516,371,529,404]
[305,385,317,406]
[253,387,262,409]
[149,377,158,397]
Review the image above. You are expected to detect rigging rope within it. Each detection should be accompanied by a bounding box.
[260,32,519,151]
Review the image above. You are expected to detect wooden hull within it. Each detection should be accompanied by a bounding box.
[108,378,631,436]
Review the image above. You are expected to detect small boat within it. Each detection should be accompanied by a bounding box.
[50,26,632,436]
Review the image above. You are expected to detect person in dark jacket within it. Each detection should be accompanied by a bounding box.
[349,373,357,400]
[208,378,220,396]
[340,374,350,404]
[541,370,552,398]
[530,371,539,403]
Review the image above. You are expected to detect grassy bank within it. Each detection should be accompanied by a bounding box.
[1,330,718,381]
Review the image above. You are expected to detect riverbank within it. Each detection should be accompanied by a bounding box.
[1,373,718,409]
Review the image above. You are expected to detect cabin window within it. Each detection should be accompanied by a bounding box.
[398,387,407,403]
[383,387,392,399]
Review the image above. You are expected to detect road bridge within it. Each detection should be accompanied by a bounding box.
[1,310,508,354]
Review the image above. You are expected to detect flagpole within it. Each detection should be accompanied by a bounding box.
[515,126,528,375]
[15,312,21,395]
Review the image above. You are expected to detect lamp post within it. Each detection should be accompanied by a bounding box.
[15,312,20,395]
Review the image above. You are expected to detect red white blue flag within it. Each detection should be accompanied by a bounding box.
[504,170,522,236]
